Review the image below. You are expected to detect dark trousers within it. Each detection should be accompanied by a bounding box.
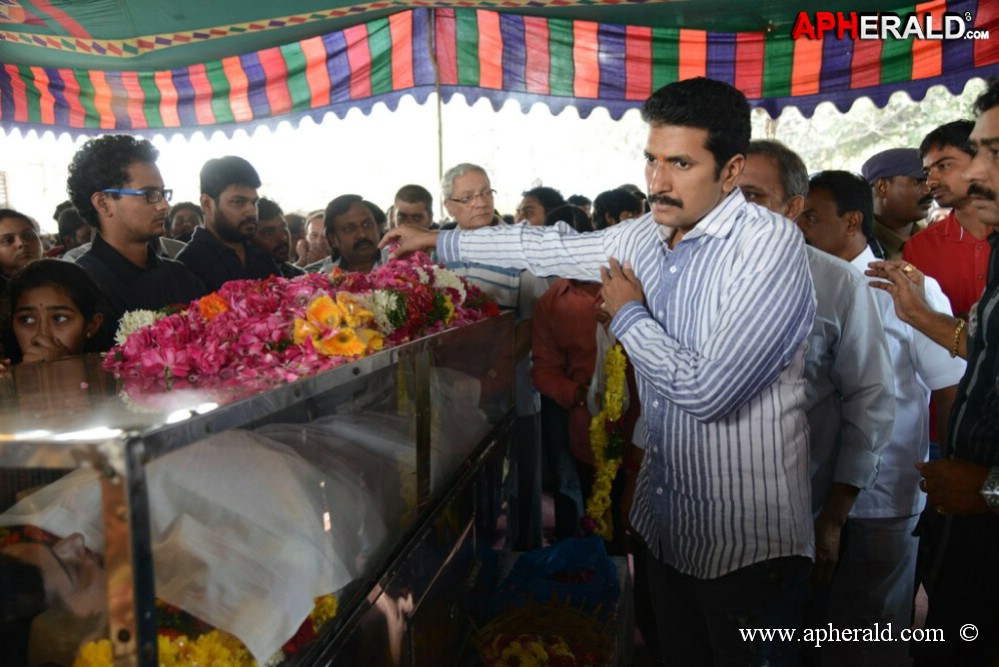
[913,513,999,666]
[645,553,811,666]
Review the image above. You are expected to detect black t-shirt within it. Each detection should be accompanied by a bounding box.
[177,227,281,293]
[77,234,206,351]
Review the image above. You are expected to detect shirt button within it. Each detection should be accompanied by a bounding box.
[653,400,659,408]
[669,266,678,274]
[658,310,664,318]
[656,487,664,496]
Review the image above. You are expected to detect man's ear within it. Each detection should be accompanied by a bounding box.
[720,154,746,194]
[844,210,864,234]
[91,192,112,219]
[326,231,338,250]
[443,200,458,222]
[199,194,214,220]
[783,194,805,222]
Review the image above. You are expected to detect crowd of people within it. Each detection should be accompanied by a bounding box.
[0,74,998,666]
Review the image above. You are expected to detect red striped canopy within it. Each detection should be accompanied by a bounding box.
[0,0,996,136]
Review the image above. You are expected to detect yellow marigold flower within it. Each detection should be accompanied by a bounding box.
[311,593,339,631]
[72,639,111,667]
[197,293,229,321]
[442,294,456,324]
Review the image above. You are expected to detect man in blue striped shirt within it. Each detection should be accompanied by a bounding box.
[384,78,816,665]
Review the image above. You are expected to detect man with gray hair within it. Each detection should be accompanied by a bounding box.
[440,162,548,551]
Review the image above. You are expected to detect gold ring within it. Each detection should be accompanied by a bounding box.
[902,264,916,274]
[919,479,928,492]
[935,506,945,515]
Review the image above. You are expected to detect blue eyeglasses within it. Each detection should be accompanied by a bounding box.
[102,188,173,204]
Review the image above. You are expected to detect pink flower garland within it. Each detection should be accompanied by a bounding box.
[103,253,496,389]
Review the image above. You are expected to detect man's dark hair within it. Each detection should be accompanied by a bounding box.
[394,184,433,213]
[544,204,593,232]
[285,212,306,235]
[56,207,86,245]
[641,77,751,178]
[567,194,591,208]
[165,202,202,234]
[363,200,387,227]
[199,156,261,200]
[746,140,809,199]
[257,197,284,221]
[973,77,999,116]
[52,200,75,223]
[0,553,46,667]
[2,259,104,363]
[323,194,364,237]
[66,134,159,231]
[593,188,643,230]
[521,186,566,215]
[919,120,975,159]
[808,170,875,240]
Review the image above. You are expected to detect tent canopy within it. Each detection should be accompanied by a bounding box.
[0,0,996,135]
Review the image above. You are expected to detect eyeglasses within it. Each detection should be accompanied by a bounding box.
[102,188,173,204]
[448,189,496,205]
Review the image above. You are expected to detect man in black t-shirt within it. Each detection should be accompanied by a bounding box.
[67,135,206,351]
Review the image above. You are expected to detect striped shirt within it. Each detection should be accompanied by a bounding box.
[948,233,999,467]
[437,190,816,578]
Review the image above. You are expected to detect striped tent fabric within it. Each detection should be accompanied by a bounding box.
[0,1,996,136]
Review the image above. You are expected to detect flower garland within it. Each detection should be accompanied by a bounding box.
[104,252,497,387]
[73,594,338,667]
[482,633,583,667]
[580,343,627,541]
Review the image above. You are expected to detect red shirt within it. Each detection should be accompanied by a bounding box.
[531,279,639,466]
[903,211,992,319]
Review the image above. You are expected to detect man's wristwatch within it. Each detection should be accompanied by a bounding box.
[981,466,999,512]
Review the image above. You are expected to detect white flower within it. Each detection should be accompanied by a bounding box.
[413,266,430,285]
[431,265,467,304]
[114,309,164,346]
[356,290,399,334]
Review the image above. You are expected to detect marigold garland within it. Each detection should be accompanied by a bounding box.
[582,343,627,541]
[73,594,339,667]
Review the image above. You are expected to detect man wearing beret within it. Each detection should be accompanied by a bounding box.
[862,148,933,259]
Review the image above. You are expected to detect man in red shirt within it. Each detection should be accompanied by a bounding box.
[904,120,992,320]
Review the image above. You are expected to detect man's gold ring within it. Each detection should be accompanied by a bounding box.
[935,506,945,515]
[919,479,928,492]
[902,264,916,274]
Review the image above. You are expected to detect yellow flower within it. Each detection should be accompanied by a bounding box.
[584,343,628,541]
[357,327,384,353]
[336,292,376,328]
[73,639,111,667]
[197,293,229,321]
[306,294,343,329]
[315,328,364,357]
[311,593,339,631]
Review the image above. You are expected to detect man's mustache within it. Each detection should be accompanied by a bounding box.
[968,183,998,202]
[354,239,374,250]
[648,193,683,208]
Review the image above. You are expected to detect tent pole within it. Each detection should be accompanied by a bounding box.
[428,9,444,220]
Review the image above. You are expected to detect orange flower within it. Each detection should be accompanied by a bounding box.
[306,294,343,329]
[318,328,366,357]
[197,293,229,321]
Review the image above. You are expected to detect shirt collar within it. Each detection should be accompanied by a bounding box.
[657,189,747,246]
[848,245,877,273]
[91,233,161,271]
